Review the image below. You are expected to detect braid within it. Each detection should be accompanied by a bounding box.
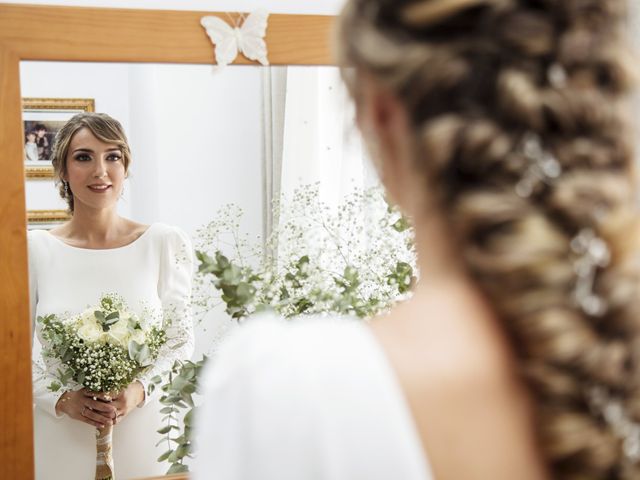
[338,0,640,477]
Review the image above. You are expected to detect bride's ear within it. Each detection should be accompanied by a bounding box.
[357,73,418,213]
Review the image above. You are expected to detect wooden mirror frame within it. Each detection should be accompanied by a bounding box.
[0,4,335,478]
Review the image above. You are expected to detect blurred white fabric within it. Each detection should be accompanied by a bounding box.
[192,314,432,480]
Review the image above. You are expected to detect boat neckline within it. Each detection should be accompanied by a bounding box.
[42,223,158,252]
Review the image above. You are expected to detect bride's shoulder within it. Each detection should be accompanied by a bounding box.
[213,313,364,363]
[142,222,190,242]
[118,218,152,239]
[199,313,370,394]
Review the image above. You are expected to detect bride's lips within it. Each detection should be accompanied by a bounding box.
[87,184,112,193]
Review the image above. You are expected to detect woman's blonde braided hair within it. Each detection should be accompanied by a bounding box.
[338,0,640,477]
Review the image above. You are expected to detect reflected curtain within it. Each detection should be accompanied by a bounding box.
[262,66,288,245]
[262,66,375,244]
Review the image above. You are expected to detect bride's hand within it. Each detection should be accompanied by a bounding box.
[55,388,117,428]
[89,381,145,425]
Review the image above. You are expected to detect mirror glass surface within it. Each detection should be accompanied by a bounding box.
[22,61,372,478]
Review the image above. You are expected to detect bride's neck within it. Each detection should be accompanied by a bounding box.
[66,206,124,241]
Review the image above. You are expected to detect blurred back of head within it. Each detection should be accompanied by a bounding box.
[338,0,640,478]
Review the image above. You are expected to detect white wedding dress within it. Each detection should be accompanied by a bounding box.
[28,223,195,480]
[193,314,433,480]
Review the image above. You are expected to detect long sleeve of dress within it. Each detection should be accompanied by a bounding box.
[136,226,195,405]
[29,232,66,419]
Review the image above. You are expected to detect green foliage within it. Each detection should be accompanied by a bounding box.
[158,184,418,472]
[196,251,258,319]
[387,261,415,294]
[151,357,206,475]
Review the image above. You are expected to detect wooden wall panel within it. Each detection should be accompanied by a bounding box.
[0,44,34,480]
[0,4,335,64]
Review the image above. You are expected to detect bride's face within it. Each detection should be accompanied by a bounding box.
[64,127,126,212]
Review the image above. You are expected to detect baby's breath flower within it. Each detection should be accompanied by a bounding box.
[193,184,417,325]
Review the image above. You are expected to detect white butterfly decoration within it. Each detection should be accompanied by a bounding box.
[200,10,270,68]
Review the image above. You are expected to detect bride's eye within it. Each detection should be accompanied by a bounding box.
[74,154,91,161]
[107,154,122,162]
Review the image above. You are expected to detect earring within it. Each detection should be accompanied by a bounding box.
[63,180,71,197]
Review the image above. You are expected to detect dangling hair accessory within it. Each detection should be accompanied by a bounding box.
[586,384,640,464]
[570,228,610,316]
[547,62,568,89]
[515,132,562,198]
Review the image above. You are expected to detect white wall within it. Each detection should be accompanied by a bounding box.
[21,62,265,234]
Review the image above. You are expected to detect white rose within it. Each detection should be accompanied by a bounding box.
[107,319,131,347]
[77,322,102,343]
[131,329,146,345]
[79,308,99,327]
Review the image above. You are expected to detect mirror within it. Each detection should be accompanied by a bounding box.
[22,59,370,478]
[0,4,338,479]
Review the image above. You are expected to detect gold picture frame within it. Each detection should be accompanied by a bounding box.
[23,97,95,179]
[26,209,71,226]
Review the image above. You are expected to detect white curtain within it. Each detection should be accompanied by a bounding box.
[280,66,372,205]
[262,66,376,240]
[262,66,288,244]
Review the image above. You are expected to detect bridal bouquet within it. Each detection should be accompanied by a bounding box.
[38,293,166,480]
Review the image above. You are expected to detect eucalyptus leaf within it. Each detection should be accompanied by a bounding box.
[48,381,61,392]
[167,463,188,474]
[157,425,173,435]
[215,252,230,270]
[182,383,196,395]
[170,375,189,391]
[175,444,189,459]
[183,408,194,427]
[157,450,172,462]
[167,450,180,464]
[128,340,141,360]
[136,344,152,366]
[182,393,195,408]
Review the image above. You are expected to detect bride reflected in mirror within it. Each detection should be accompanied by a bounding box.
[29,112,194,479]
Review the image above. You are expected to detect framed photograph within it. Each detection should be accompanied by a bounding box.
[23,98,95,179]
[27,209,71,229]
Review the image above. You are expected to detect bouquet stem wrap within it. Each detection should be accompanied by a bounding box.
[95,423,115,480]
